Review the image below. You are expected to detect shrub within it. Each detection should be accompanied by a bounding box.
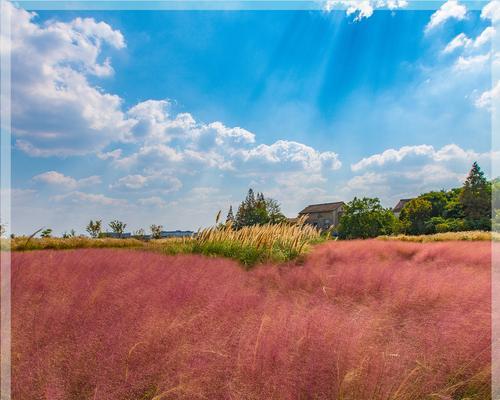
[86,220,102,238]
[338,197,396,239]
[150,224,163,239]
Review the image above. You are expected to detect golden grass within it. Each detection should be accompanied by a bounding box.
[378,230,499,242]
[6,236,144,251]
[150,218,323,266]
[196,219,321,253]
[3,218,322,267]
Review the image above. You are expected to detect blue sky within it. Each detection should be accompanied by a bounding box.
[7,0,499,234]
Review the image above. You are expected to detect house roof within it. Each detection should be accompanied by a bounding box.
[393,198,414,213]
[299,202,344,214]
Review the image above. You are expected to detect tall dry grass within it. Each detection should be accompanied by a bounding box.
[194,219,321,265]
[11,240,491,399]
[7,236,144,251]
[4,219,321,266]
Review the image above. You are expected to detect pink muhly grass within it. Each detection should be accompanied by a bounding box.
[11,240,491,399]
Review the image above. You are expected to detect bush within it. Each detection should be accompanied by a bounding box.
[338,197,396,239]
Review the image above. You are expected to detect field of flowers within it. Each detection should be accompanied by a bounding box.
[11,240,491,399]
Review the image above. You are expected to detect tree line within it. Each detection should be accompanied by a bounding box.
[338,162,495,239]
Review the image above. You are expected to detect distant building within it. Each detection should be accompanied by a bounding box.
[101,232,132,239]
[392,198,414,218]
[298,202,345,230]
[101,230,194,239]
[159,230,194,238]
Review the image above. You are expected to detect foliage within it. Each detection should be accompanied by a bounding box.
[234,189,285,228]
[11,241,491,399]
[338,197,397,239]
[150,224,163,239]
[40,228,52,238]
[133,229,145,239]
[62,229,76,239]
[0,221,5,237]
[419,191,449,218]
[225,206,235,225]
[459,162,491,230]
[86,220,102,238]
[109,220,127,238]
[399,198,433,235]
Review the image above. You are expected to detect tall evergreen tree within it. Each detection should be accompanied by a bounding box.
[234,188,284,228]
[459,162,491,223]
[225,205,235,225]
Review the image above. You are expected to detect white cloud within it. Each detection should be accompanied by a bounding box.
[473,27,496,48]
[454,53,491,72]
[481,0,500,23]
[110,173,182,192]
[444,28,495,56]
[425,0,467,33]
[52,191,127,206]
[351,144,494,175]
[324,0,407,21]
[137,196,168,208]
[475,80,500,110]
[33,171,101,189]
[237,140,341,173]
[343,145,500,207]
[97,149,123,160]
[443,33,472,54]
[9,2,133,157]
[351,144,434,171]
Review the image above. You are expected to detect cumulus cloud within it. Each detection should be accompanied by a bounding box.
[342,144,500,207]
[475,80,500,110]
[425,0,467,33]
[237,140,341,173]
[443,28,494,54]
[324,0,407,21]
[481,0,500,22]
[33,171,101,189]
[137,196,168,208]
[110,173,182,193]
[351,143,490,171]
[114,102,341,180]
[9,2,133,157]
[11,1,341,188]
[454,53,491,72]
[52,191,127,206]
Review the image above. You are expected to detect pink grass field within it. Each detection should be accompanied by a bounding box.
[10,240,492,399]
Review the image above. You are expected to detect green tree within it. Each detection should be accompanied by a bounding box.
[40,228,52,238]
[62,229,76,238]
[419,191,448,218]
[86,220,102,238]
[459,162,491,229]
[225,206,235,225]
[266,198,286,224]
[399,198,433,235]
[234,189,285,228]
[109,220,127,238]
[150,224,163,239]
[338,197,397,239]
